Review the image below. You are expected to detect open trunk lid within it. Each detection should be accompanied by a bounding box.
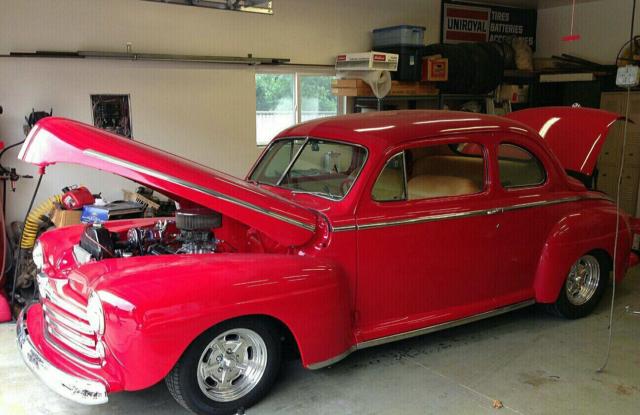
[506,107,624,176]
[19,117,318,246]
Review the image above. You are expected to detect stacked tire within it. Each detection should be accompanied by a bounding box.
[422,41,512,94]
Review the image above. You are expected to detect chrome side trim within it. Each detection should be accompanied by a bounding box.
[16,306,108,404]
[358,207,490,230]
[307,299,535,369]
[355,300,535,350]
[332,225,357,232]
[351,195,608,231]
[83,149,316,233]
[307,347,355,370]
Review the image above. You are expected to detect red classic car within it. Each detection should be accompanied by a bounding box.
[16,109,640,415]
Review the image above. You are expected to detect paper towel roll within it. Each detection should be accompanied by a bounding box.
[337,70,392,99]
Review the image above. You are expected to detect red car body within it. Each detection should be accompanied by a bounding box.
[16,108,640,405]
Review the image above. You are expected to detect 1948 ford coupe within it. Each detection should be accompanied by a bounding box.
[16,108,640,414]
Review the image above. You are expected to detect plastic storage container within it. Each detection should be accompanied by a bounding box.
[376,45,423,82]
[373,25,425,48]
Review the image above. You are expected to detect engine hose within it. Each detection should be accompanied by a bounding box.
[19,194,62,249]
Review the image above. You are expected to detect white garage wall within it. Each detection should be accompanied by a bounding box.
[536,0,638,63]
[0,0,437,224]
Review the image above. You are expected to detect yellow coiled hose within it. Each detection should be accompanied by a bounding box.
[20,194,62,249]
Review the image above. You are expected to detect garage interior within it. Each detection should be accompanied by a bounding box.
[1,0,640,414]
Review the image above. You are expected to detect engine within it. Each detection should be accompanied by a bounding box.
[79,209,222,260]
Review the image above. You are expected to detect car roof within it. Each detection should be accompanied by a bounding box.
[277,110,538,150]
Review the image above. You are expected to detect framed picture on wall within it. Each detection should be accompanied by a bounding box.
[90,94,133,138]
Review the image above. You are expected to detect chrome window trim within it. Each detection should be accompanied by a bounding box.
[276,137,309,186]
[308,299,535,369]
[83,149,316,232]
[497,142,547,189]
[371,151,406,202]
[331,194,608,232]
[248,136,369,202]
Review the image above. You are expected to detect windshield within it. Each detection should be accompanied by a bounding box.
[250,138,367,199]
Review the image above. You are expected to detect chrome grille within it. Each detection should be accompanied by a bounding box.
[38,273,102,368]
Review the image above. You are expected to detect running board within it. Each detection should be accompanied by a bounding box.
[307,299,535,370]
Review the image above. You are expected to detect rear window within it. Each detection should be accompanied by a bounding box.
[497,143,546,188]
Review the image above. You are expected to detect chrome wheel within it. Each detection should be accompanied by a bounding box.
[566,255,601,306]
[196,328,268,402]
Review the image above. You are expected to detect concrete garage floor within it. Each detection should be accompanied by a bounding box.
[1,271,639,415]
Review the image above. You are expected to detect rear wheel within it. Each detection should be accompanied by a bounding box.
[166,318,281,415]
[547,253,609,319]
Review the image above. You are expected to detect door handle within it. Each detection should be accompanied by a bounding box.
[486,208,503,215]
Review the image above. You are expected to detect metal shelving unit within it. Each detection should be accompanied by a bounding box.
[352,93,494,112]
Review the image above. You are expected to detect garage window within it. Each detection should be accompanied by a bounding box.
[256,72,341,145]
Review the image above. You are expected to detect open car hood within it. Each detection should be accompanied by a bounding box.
[19,117,318,246]
[506,107,624,176]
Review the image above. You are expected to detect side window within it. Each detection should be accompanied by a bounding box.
[372,153,406,201]
[497,143,546,188]
[406,142,484,200]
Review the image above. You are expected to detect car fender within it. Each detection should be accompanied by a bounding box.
[74,254,353,391]
[533,203,631,303]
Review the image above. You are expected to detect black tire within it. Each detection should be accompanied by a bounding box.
[477,42,504,92]
[545,252,609,319]
[501,41,516,69]
[422,43,472,93]
[166,318,282,415]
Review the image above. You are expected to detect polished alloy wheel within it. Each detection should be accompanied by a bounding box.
[565,255,601,306]
[196,328,268,402]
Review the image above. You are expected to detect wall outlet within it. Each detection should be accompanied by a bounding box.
[616,65,640,87]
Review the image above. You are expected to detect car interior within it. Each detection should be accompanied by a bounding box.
[372,142,546,202]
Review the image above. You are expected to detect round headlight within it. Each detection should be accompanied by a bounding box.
[32,241,44,270]
[87,291,105,336]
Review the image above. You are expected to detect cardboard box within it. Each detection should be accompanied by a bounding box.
[51,208,82,228]
[331,87,372,97]
[391,81,438,96]
[335,52,399,71]
[331,79,370,88]
[422,57,448,82]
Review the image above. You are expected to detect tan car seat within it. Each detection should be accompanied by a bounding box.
[407,175,479,199]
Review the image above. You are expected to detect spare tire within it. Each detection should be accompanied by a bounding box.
[478,42,504,92]
[459,43,493,94]
[422,43,466,93]
[501,41,516,69]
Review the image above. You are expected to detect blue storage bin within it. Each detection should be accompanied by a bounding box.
[373,25,425,47]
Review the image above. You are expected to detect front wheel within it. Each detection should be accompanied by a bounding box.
[547,253,609,319]
[166,318,282,415]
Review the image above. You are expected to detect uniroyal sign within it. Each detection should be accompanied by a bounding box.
[441,1,537,49]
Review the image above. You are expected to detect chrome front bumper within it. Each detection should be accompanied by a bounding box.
[16,305,108,405]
